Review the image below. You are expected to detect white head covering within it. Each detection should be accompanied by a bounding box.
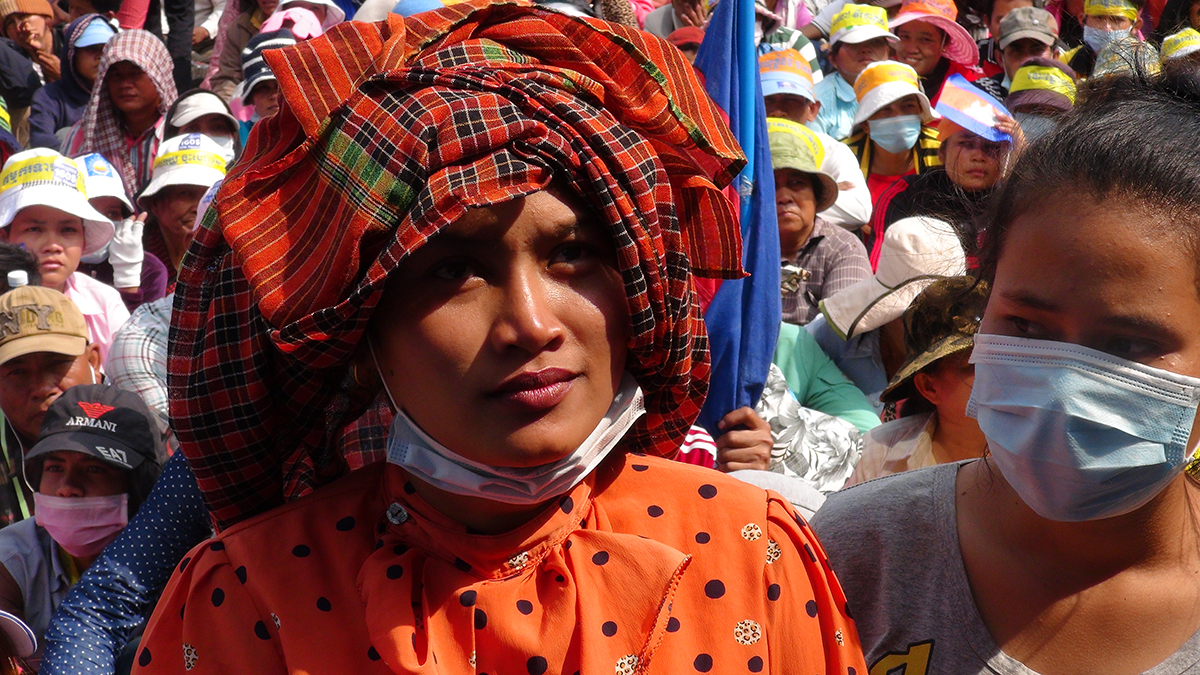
[0,149,114,256]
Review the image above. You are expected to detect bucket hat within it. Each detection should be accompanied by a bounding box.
[137,134,229,208]
[880,275,988,403]
[78,153,134,216]
[830,4,898,46]
[760,49,816,102]
[767,118,838,213]
[890,0,979,65]
[998,6,1058,49]
[0,149,113,256]
[1004,57,1076,112]
[852,60,939,127]
[819,216,966,339]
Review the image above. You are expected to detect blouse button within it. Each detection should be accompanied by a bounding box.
[386,502,410,525]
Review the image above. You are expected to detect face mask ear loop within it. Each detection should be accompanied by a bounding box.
[367,337,399,413]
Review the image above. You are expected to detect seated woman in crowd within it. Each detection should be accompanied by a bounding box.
[845,275,987,486]
[870,76,1018,260]
[0,149,129,365]
[888,0,981,102]
[63,30,178,200]
[159,90,242,160]
[0,384,164,671]
[814,69,1200,675]
[28,13,114,150]
[131,4,867,673]
[235,28,297,142]
[0,0,59,86]
[136,134,229,289]
[841,61,943,213]
[1005,57,1077,141]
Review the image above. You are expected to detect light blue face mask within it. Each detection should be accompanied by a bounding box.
[867,114,923,154]
[1013,112,1059,142]
[967,334,1200,522]
[1082,25,1132,54]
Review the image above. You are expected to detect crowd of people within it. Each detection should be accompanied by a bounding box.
[0,0,1193,671]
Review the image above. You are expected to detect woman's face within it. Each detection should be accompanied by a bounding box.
[371,188,630,469]
[981,197,1200,447]
[943,130,1006,191]
[106,61,161,116]
[180,113,237,139]
[896,21,946,76]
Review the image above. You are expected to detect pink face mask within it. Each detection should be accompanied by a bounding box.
[33,493,129,558]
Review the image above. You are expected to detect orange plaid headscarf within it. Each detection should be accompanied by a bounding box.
[169,0,746,529]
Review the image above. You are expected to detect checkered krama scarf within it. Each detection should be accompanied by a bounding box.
[169,0,747,530]
[67,30,177,197]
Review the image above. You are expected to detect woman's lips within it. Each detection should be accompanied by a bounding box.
[491,368,579,412]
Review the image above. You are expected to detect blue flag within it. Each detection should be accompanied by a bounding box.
[693,0,781,434]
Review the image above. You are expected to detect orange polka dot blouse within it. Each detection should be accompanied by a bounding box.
[133,454,867,675]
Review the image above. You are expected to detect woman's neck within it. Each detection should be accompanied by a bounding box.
[122,108,159,139]
[408,475,551,535]
[929,412,986,464]
[870,142,915,177]
[160,226,192,271]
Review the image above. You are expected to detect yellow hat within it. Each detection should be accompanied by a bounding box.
[1083,0,1138,21]
[830,4,897,46]
[0,285,88,366]
[1162,27,1200,61]
[766,118,838,213]
[760,49,816,102]
[852,60,939,127]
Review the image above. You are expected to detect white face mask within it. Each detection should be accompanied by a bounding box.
[380,367,645,505]
[209,135,237,161]
[79,241,110,266]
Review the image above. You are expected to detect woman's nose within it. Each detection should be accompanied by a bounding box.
[489,268,565,355]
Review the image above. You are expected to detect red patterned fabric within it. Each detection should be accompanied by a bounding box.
[168,0,747,530]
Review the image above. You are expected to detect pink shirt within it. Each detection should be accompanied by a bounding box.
[64,273,131,369]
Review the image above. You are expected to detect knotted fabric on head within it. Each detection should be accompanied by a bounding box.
[169,0,747,530]
[64,30,177,198]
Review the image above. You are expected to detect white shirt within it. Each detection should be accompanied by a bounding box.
[194,0,228,36]
[816,130,873,228]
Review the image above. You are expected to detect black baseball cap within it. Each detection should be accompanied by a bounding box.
[26,385,161,471]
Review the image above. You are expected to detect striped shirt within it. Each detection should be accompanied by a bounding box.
[781,218,872,325]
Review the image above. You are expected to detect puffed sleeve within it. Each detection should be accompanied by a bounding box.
[763,494,867,675]
[132,541,288,675]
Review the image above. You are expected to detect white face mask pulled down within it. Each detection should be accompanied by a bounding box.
[373,344,645,505]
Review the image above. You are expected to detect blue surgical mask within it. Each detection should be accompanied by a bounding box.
[1013,112,1059,142]
[868,114,923,154]
[1082,25,1132,54]
[967,334,1200,522]
[1000,74,1012,91]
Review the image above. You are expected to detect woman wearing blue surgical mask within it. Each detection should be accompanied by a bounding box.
[1060,0,1144,77]
[841,61,943,217]
[813,70,1200,674]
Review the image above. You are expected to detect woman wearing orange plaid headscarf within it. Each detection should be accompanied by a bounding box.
[133,2,867,674]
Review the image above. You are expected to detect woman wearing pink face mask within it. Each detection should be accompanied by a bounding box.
[0,384,163,669]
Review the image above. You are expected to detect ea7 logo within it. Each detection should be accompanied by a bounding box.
[95,446,129,467]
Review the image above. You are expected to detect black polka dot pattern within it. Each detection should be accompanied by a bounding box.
[704,580,726,599]
[767,584,781,601]
[592,551,610,565]
[805,600,818,617]
[336,516,356,531]
[698,484,717,499]
[178,557,191,573]
[460,590,477,606]
[235,566,247,583]
[647,505,664,517]
[695,532,710,544]
[254,621,270,640]
[694,653,714,672]
[292,545,311,557]
[474,609,487,629]
[666,617,681,632]
[137,649,151,667]
[602,621,617,636]
[559,496,574,513]
[368,646,381,661]
[317,597,332,612]
[748,656,763,672]
[455,558,472,572]
[527,656,548,674]
[209,541,225,551]
[631,464,649,472]
[211,588,225,607]
[387,565,404,580]
[517,600,534,615]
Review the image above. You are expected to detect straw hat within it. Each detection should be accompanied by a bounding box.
[819,216,966,339]
[889,0,980,66]
[880,276,988,403]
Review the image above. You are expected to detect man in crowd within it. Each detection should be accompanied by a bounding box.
[0,285,101,528]
[1061,0,1143,76]
[0,0,59,86]
[975,7,1060,99]
[976,0,1036,77]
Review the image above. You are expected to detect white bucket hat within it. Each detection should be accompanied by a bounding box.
[137,134,229,209]
[0,149,114,256]
[77,153,134,216]
[852,60,939,127]
[276,0,345,30]
[819,216,966,339]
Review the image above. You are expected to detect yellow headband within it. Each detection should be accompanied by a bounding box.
[1009,65,1076,104]
[766,117,825,166]
[1162,28,1200,60]
[854,61,920,102]
[831,4,889,37]
[1084,0,1138,21]
[152,150,229,175]
[0,156,87,196]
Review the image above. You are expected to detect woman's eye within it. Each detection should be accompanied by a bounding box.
[1104,336,1157,360]
[1006,316,1043,337]
[431,260,475,281]
[551,243,593,266]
